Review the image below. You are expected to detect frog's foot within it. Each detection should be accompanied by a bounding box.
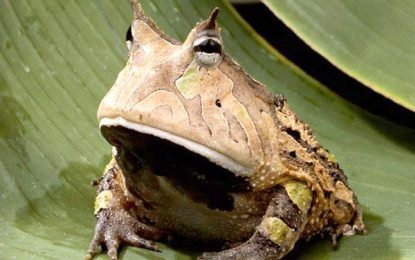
[200,181,313,260]
[330,209,367,246]
[85,209,162,260]
[329,223,366,247]
[352,206,368,235]
[198,233,282,260]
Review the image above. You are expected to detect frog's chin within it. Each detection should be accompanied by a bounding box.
[99,116,251,176]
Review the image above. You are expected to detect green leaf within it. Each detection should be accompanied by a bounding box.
[262,0,415,112]
[0,0,414,259]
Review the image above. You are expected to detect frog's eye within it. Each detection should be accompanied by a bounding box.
[193,31,223,68]
[126,25,133,51]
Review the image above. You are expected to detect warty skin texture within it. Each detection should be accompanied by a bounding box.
[86,1,367,259]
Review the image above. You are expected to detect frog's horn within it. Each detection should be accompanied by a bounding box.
[182,7,221,47]
[206,7,220,30]
[130,0,180,45]
[131,0,145,20]
[195,7,220,32]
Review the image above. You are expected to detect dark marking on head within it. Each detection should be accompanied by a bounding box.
[286,128,301,142]
[289,151,297,158]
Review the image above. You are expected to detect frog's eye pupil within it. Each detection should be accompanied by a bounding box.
[193,39,221,54]
[193,35,223,68]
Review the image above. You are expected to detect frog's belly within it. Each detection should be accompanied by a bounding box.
[124,169,269,244]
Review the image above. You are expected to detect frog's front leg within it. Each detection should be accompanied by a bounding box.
[200,181,312,260]
[86,157,163,260]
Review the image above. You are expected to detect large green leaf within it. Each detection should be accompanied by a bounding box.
[262,0,415,112]
[0,0,414,259]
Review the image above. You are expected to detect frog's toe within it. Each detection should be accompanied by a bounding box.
[106,240,120,260]
[353,221,367,235]
[123,232,160,251]
[352,210,368,235]
[86,209,162,259]
[85,230,102,259]
[329,222,367,247]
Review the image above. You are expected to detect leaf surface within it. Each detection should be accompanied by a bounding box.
[0,0,414,259]
[263,0,415,111]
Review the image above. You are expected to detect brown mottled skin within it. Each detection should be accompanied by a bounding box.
[86,1,366,259]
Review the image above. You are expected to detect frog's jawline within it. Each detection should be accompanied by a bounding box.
[99,116,252,176]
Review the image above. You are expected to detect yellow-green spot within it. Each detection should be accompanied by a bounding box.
[284,181,312,213]
[238,108,248,119]
[175,65,200,99]
[94,190,113,215]
[262,217,294,245]
[328,153,336,163]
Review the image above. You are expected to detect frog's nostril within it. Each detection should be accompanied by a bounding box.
[215,99,222,108]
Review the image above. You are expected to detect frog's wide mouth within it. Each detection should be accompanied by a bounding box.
[99,117,251,176]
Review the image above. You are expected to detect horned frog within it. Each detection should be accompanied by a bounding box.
[86,1,366,259]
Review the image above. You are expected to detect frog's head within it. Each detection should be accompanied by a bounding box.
[98,0,277,178]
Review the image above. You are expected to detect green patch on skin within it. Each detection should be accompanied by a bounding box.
[328,153,336,163]
[238,108,248,119]
[261,217,294,245]
[94,190,113,215]
[284,181,312,213]
[175,63,200,99]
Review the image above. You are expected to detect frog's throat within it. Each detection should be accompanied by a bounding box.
[100,116,252,176]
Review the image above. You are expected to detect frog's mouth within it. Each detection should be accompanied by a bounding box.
[100,117,251,210]
[99,117,251,176]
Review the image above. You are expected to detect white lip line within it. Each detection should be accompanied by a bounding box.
[99,116,251,176]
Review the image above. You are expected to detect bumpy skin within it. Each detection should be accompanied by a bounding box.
[86,158,163,260]
[87,1,366,259]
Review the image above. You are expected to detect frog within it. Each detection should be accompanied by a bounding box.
[86,1,367,259]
